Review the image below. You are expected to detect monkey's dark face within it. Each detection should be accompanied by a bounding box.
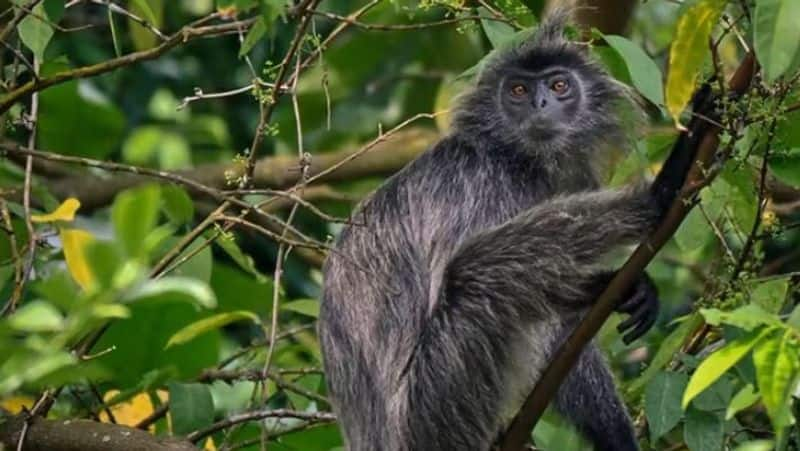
[499,67,583,141]
[452,31,632,158]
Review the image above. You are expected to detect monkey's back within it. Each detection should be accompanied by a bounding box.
[319,136,557,450]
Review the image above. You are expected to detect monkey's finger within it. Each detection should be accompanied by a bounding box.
[615,290,644,314]
[621,303,659,344]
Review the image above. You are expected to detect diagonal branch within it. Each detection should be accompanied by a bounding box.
[499,51,757,451]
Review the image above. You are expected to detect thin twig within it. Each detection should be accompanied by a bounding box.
[185,409,335,443]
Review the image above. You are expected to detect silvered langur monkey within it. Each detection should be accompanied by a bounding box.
[319,10,712,451]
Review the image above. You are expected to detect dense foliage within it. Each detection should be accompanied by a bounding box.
[0,0,799,450]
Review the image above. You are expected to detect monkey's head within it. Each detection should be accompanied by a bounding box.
[453,11,633,157]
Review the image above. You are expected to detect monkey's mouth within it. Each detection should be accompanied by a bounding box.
[522,120,560,141]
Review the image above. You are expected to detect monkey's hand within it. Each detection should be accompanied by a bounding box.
[614,273,659,344]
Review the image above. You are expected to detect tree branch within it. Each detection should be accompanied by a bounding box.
[0,415,197,451]
[0,18,256,115]
[499,51,757,451]
[3,127,437,211]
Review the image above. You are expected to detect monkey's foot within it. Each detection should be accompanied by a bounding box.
[615,274,659,344]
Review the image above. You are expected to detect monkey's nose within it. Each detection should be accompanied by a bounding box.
[532,91,548,109]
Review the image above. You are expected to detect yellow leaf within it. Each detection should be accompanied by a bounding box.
[59,228,95,290]
[31,198,81,223]
[665,0,728,125]
[99,390,160,429]
[204,438,217,451]
[0,396,35,414]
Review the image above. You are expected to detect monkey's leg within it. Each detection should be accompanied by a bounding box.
[553,344,638,451]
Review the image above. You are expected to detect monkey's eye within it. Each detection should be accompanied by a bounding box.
[550,79,569,94]
[510,84,527,97]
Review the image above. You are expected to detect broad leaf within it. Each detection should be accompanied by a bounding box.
[282,298,320,318]
[239,17,266,57]
[683,328,770,408]
[481,9,516,48]
[700,304,783,331]
[665,0,728,125]
[112,185,161,259]
[123,277,216,309]
[645,371,688,441]
[169,382,215,435]
[603,34,664,107]
[166,311,259,348]
[726,384,760,420]
[754,0,800,82]
[753,331,798,429]
[7,301,63,332]
[769,148,800,188]
[683,408,724,451]
[18,4,54,60]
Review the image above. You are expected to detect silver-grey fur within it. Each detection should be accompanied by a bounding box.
[319,11,700,451]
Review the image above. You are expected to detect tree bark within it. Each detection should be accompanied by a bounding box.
[0,415,197,451]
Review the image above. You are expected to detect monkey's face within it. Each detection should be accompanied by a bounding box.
[499,67,583,142]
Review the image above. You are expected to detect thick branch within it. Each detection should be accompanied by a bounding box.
[0,415,197,451]
[499,52,757,451]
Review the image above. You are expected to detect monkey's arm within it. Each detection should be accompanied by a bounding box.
[442,185,660,316]
[400,186,661,448]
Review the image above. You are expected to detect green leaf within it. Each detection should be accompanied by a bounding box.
[168,382,215,435]
[692,376,732,411]
[43,0,65,23]
[787,304,800,330]
[750,277,789,313]
[213,233,269,283]
[18,4,53,60]
[665,0,728,124]
[38,63,126,160]
[769,148,800,188]
[603,35,664,107]
[628,313,703,395]
[753,331,798,429]
[683,407,724,451]
[645,371,688,441]
[239,17,266,57]
[260,0,285,27]
[683,328,770,408]
[0,265,13,295]
[161,185,194,226]
[112,185,161,258]
[122,126,191,170]
[282,299,319,318]
[734,440,776,451]
[700,304,783,331]
[96,303,219,387]
[481,9,516,48]
[123,277,216,309]
[160,236,213,283]
[166,311,259,348]
[129,0,163,50]
[754,0,800,82]
[7,301,63,332]
[131,0,158,24]
[725,384,760,420]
